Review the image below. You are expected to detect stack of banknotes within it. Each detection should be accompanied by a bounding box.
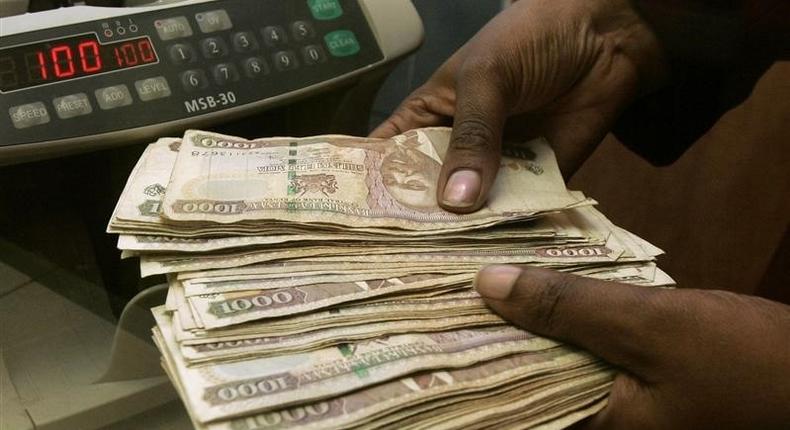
[108,127,673,429]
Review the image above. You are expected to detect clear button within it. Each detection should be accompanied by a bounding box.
[135,77,172,101]
[95,85,133,110]
[8,102,50,129]
[53,93,92,119]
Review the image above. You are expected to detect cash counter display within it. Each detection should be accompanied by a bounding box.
[0,0,421,164]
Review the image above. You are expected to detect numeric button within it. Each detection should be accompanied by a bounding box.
[232,31,259,53]
[181,69,209,91]
[291,21,315,41]
[212,63,239,85]
[272,51,298,71]
[262,26,288,47]
[201,37,229,58]
[169,43,196,64]
[243,57,270,78]
[302,45,326,65]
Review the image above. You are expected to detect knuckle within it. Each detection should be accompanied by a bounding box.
[404,93,443,120]
[531,273,577,334]
[451,116,499,154]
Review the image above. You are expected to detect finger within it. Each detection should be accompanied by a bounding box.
[368,89,454,139]
[369,52,463,139]
[576,373,659,430]
[474,265,659,369]
[438,62,509,213]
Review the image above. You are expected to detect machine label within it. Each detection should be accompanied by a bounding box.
[184,91,237,113]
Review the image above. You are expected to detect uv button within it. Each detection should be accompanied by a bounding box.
[324,30,360,57]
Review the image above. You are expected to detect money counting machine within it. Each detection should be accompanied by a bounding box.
[0,1,422,428]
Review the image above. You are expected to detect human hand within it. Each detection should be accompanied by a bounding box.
[371,0,667,213]
[474,265,790,429]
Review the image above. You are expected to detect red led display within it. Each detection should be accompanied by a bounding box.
[0,34,158,92]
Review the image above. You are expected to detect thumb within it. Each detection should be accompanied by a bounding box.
[438,61,509,213]
[474,265,658,369]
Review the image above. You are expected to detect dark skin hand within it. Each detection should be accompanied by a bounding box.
[475,266,790,429]
[372,0,790,428]
[370,0,666,213]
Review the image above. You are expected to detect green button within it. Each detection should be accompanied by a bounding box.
[324,30,360,57]
[308,0,343,20]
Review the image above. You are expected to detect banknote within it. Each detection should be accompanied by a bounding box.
[161,128,585,230]
[173,292,488,343]
[187,273,474,329]
[154,308,563,422]
[189,349,604,430]
[179,313,505,364]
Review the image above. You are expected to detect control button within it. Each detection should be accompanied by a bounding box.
[181,69,209,91]
[272,51,298,71]
[95,85,133,110]
[301,45,326,65]
[232,31,259,53]
[169,43,196,64]
[261,26,288,47]
[53,93,92,119]
[308,0,343,20]
[135,76,172,101]
[243,57,270,78]
[195,9,233,33]
[8,102,50,129]
[201,37,229,58]
[324,30,360,57]
[290,21,315,41]
[154,17,193,40]
[212,63,240,85]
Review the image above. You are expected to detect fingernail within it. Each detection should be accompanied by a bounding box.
[442,169,481,208]
[475,265,522,300]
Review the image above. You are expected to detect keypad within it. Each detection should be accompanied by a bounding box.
[212,63,240,85]
[291,21,315,41]
[201,37,229,58]
[243,57,270,78]
[157,10,366,97]
[169,43,196,64]
[232,32,259,53]
[302,45,326,65]
[262,26,288,47]
[273,51,299,71]
[3,2,384,149]
[181,69,209,91]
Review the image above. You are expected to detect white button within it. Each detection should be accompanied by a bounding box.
[9,102,50,129]
[53,93,92,119]
[95,85,133,110]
